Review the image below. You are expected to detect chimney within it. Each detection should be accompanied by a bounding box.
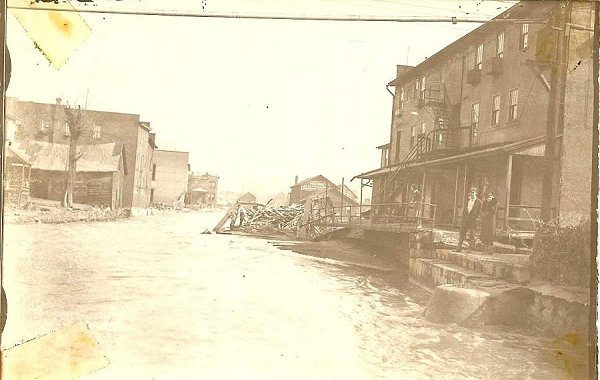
[56,97,62,105]
[294,175,298,185]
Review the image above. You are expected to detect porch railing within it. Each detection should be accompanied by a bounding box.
[305,202,437,229]
[506,205,557,231]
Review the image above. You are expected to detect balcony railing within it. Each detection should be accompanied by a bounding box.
[415,126,472,160]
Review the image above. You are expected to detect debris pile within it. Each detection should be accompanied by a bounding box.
[238,204,304,232]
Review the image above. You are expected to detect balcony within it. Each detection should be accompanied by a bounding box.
[415,127,472,160]
[466,68,481,84]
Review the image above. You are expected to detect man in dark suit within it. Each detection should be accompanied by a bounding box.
[454,186,482,252]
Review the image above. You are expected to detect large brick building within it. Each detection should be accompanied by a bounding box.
[354,1,594,231]
[6,97,156,211]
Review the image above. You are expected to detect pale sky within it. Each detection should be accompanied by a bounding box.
[6,0,515,197]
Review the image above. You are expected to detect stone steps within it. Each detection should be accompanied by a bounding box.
[410,258,515,289]
[435,249,530,283]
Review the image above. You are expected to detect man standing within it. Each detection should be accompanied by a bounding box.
[454,187,482,252]
[410,183,422,227]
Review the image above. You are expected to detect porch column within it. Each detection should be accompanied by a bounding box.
[359,179,363,226]
[452,164,460,225]
[458,163,468,223]
[421,168,427,220]
[20,164,25,204]
[504,154,513,231]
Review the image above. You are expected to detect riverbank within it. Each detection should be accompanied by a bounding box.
[3,201,128,224]
[3,199,226,225]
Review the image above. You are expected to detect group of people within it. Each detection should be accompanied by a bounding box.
[454,186,498,254]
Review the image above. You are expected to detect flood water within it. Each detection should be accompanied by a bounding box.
[2,211,578,379]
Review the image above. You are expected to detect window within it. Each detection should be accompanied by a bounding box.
[471,102,480,141]
[40,120,49,132]
[475,44,484,69]
[395,131,402,161]
[414,80,419,98]
[419,76,426,100]
[508,89,518,121]
[410,125,416,147]
[491,95,501,126]
[496,32,504,57]
[210,181,215,189]
[420,121,426,135]
[519,24,529,50]
[64,122,70,136]
[399,87,405,110]
[92,124,101,139]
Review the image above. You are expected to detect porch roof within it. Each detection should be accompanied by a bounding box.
[353,135,546,180]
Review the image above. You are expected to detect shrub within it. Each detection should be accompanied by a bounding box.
[530,221,591,287]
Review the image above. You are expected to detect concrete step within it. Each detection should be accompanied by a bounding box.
[436,249,530,283]
[431,228,531,254]
[410,258,518,290]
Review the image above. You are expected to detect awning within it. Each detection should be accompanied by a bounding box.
[353,135,546,180]
[192,188,209,193]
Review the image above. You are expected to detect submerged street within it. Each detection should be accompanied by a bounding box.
[2,212,577,379]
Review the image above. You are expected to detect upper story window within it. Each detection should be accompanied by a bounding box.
[382,147,390,167]
[64,122,70,136]
[519,24,529,50]
[471,102,480,141]
[496,32,505,58]
[491,95,501,126]
[413,80,419,98]
[40,120,49,132]
[508,88,519,121]
[475,44,484,69]
[410,125,416,147]
[419,77,426,100]
[210,181,216,189]
[92,124,101,139]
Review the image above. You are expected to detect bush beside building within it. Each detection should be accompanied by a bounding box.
[530,221,591,287]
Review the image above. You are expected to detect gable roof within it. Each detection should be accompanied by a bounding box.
[292,174,335,189]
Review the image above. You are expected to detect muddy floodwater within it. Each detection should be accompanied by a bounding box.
[2,212,580,379]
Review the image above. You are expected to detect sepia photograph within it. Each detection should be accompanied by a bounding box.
[0,0,597,379]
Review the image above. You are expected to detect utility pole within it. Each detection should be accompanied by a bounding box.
[541,2,570,222]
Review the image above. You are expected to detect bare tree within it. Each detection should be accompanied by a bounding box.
[62,104,87,208]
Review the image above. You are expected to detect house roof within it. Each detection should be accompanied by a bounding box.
[291,174,333,189]
[353,135,546,180]
[5,144,31,164]
[16,140,123,172]
[337,184,358,200]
